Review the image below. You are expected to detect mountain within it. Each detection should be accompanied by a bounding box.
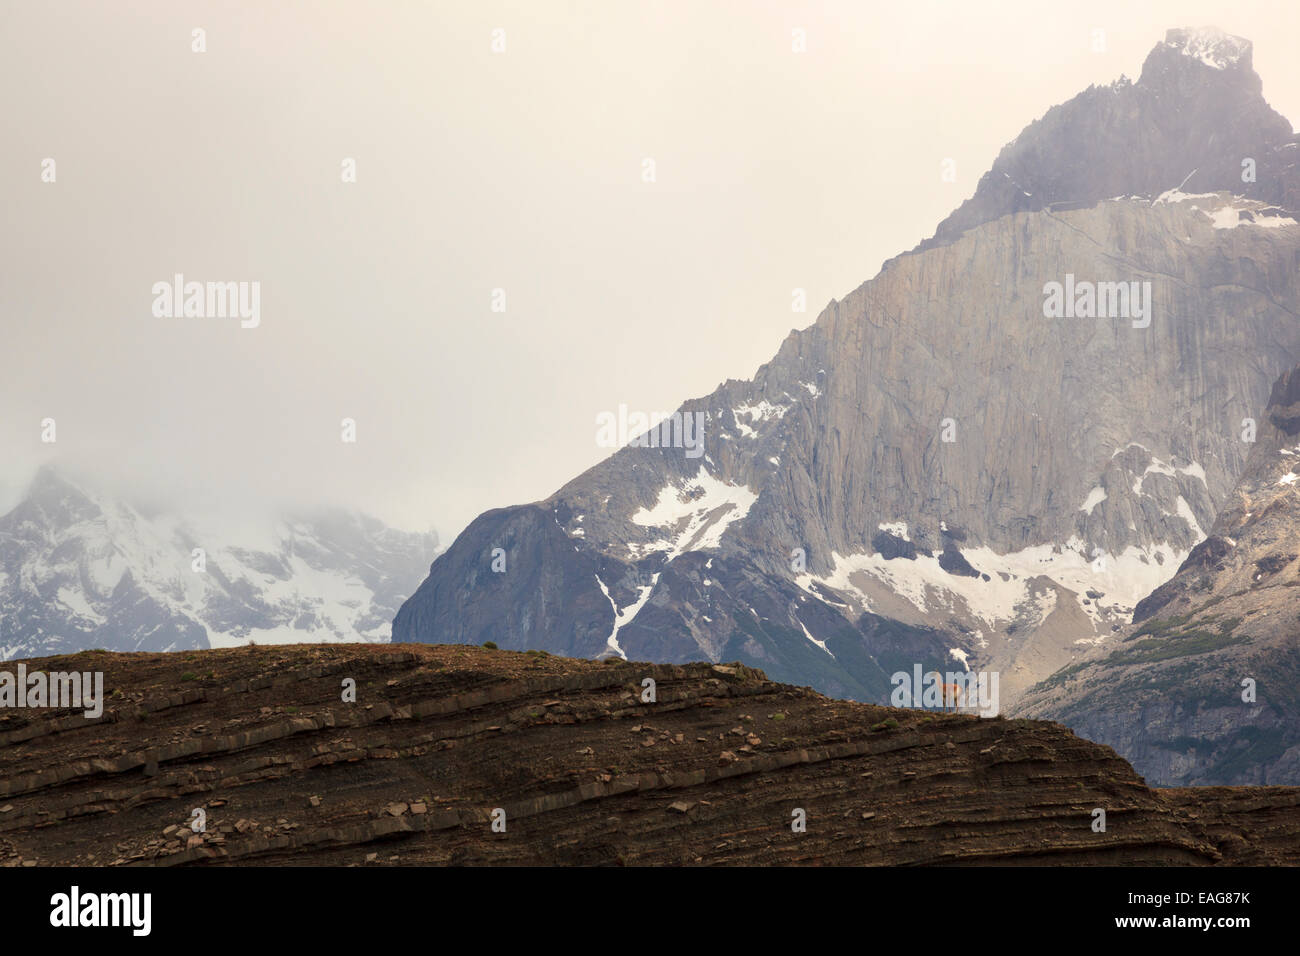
[3,644,1297,865]
[1017,364,1300,784]
[394,28,1300,713]
[911,26,1300,259]
[0,466,438,659]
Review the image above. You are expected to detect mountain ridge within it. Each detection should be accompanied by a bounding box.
[897,26,1300,265]
[0,465,438,660]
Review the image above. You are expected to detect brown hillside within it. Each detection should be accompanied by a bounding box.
[1,644,1296,866]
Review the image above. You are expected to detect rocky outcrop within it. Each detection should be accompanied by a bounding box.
[2,644,1297,866]
[1018,365,1300,785]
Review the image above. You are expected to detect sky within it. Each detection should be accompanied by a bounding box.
[3,0,1298,543]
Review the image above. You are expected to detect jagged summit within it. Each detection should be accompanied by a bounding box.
[1159,27,1252,72]
[907,28,1296,260]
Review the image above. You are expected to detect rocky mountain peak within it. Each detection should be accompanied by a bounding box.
[11,464,100,531]
[907,28,1297,260]
[1153,27,1253,74]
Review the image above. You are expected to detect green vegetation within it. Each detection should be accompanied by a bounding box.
[1036,659,1092,690]
[1211,727,1289,782]
[1131,611,1198,640]
[1103,629,1249,666]
[870,717,899,732]
[482,641,498,650]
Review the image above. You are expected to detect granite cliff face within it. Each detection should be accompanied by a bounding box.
[1018,365,1300,785]
[395,29,1300,715]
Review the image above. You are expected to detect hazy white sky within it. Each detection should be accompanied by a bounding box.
[3,0,1298,541]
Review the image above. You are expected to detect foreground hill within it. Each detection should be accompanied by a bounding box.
[1,645,1296,866]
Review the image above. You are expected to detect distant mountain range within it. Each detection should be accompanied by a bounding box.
[0,466,438,659]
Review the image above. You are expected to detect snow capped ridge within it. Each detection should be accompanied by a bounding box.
[1162,27,1251,71]
[1154,189,1298,230]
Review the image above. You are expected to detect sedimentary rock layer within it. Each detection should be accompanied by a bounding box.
[2,645,1295,866]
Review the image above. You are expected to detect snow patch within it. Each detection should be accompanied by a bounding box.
[797,618,834,658]
[629,467,758,560]
[732,399,790,439]
[595,573,659,659]
[1175,495,1205,538]
[1164,27,1251,71]
[799,538,1187,634]
[1080,487,1107,515]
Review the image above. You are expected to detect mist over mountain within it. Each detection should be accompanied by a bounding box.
[0,466,438,660]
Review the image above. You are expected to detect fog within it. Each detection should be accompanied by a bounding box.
[3,0,1297,541]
